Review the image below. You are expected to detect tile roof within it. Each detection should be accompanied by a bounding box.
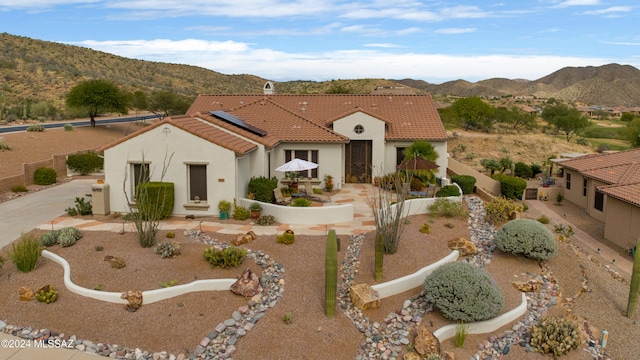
[560,148,640,207]
[97,115,258,155]
[187,94,447,141]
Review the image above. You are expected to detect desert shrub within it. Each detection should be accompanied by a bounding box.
[435,185,461,197]
[33,167,56,185]
[11,185,27,192]
[66,151,104,175]
[26,124,44,132]
[575,137,589,146]
[530,316,580,357]
[451,175,476,194]
[256,214,275,226]
[530,162,542,176]
[291,197,312,207]
[154,241,181,258]
[39,230,60,247]
[166,231,175,238]
[484,196,523,225]
[514,162,533,179]
[494,219,557,260]
[492,174,526,199]
[136,182,174,220]
[65,194,92,216]
[423,261,504,322]
[203,246,246,268]
[537,214,550,224]
[232,203,250,220]
[8,233,41,272]
[0,139,11,151]
[410,176,423,191]
[57,226,82,247]
[248,176,278,203]
[276,230,295,244]
[428,198,466,218]
[63,123,73,131]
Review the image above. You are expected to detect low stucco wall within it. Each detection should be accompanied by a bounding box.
[238,198,354,225]
[43,250,235,305]
[433,293,528,341]
[371,250,459,299]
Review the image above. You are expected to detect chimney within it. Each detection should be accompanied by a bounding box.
[263,81,275,95]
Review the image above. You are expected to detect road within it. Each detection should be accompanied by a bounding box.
[0,114,160,134]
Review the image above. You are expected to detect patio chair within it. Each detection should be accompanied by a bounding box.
[273,189,291,205]
[425,184,436,197]
[303,182,330,203]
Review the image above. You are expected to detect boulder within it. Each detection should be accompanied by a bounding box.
[402,352,422,360]
[121,290,143,312]
[349,284,380,310]
[447,237,478,256]
[414,324,440,356]
[18,286,34,301]
[442,351,456,360]
[512,279,542,292]
[230,268,262,297]
[231,231,257,246]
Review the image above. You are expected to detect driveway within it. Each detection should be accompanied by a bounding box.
[0,179,94,249]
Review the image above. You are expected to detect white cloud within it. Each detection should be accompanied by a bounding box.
[582,6,632,15]
[69,38,629,83]
[435,28,477,35]
[0,0,97,10]
[552,0,601,8]
[363,43,402,48]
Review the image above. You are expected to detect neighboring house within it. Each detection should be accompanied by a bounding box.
[559,148,640,250]
[98,83,448,216]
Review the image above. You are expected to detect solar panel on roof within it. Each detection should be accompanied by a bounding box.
[210,110,267,137]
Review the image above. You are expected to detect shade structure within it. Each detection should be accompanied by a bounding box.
[396,157,439,171]
[276,158,319,172]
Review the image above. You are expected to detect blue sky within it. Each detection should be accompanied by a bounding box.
[1,0,638,83]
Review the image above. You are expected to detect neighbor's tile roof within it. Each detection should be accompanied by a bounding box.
[561,148,640,207]
[97,115,257,155]
[187,94,447,141]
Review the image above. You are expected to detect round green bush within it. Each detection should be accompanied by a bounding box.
[514,162,533,179]
[423,262,504,322]
[33,167,57,185]
[492,174,527,199]
[435,185,461,197]
[66,151,104,175]
[39,231,60,247]
[494,219,557,260]
[451,175,476,194]
[57,227,83,247]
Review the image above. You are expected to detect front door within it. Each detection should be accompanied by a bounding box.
[345,140,372,183]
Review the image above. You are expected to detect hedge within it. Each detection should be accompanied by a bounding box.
[67,151,104,175]
[435,185,461,197]
[492,174,527,199]
[451,175,476,194]
[34,167,56,185]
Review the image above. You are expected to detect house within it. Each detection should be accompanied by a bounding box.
[559,148,640,250]
[97,84,448,216]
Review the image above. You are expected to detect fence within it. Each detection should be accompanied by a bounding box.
[0,149,96,194]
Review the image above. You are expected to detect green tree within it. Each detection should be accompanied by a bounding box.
[450,97,495,131]
[65,79,129,127]
[621,112,638,123]
[480,158,502,176]
[147,90,192,119]
[541,104,589,141]
[403,141,438,162]
[495,106,537,130]
[131,91,149,118]
[622,118,640,148]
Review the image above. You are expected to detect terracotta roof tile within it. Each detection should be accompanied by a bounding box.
[560,148,640,173]
[600,182,640,207]
[187,94,447,141]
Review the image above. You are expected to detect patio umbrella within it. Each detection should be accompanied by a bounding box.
[276,158,318,172]
[396,157,439,171]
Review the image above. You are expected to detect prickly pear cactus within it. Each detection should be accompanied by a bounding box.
[34,285,59,304]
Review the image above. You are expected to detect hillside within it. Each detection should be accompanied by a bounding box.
[2,32,640,118]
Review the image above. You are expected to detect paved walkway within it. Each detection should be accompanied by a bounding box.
[0,181,631,359]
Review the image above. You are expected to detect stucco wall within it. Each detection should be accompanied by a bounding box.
[333,112,386,183]
[447,158,499,196]
[604,197,640,249]
[563,169,587,208]
[104,123,244,216]
[272,142,344,189]
[586,179,607,222]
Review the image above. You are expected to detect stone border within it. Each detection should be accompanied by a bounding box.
[42,250,236,305]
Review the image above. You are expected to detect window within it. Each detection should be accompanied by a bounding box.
[594,190,604,211]
[583,179,587,197]
[188,164,207,201]
[354,124,364,134]
[130,162,149,201]
[565,173,571,190]
[285,150,318,178]
[396,147,406,166]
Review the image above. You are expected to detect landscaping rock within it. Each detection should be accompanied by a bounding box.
[413,324,440,356]
[447,237,477,256]
[349,283,380,310]
[230,268,262,297]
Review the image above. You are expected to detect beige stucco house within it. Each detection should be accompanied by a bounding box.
[559,148,640,250]
[98,86,448,216]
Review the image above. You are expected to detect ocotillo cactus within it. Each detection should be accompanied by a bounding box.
[627,237,640,318]
[325,229,338,318]
[375,233,384,281]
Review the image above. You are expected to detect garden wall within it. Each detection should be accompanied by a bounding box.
[447,158,501,197]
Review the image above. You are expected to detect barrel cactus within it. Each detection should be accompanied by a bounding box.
[530,316,581,357]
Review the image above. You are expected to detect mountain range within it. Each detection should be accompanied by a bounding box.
[1,32,639,113]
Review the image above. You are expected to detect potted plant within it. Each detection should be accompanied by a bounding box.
[218,200,231,220]
[286,171,299,192]
[324,174,334,192]
[249,202,262,219]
